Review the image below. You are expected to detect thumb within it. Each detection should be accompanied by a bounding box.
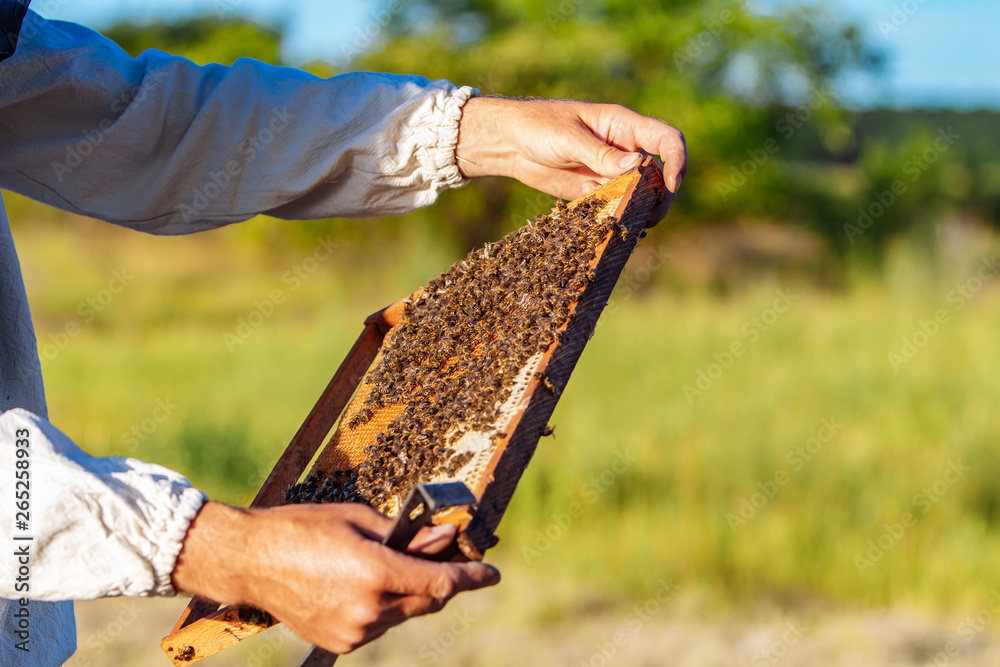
[571,127,644,179]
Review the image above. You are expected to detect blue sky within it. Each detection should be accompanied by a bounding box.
[782,0,1000,109]
[30,0,998,110]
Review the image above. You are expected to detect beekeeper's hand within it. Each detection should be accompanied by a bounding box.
[172,500,499,654]
[456,97,687,225]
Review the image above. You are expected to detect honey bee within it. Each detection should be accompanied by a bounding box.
[322,195,620,509]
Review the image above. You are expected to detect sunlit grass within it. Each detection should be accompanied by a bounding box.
[15,201,1000,612]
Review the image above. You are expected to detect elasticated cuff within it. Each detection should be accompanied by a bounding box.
[1,408,212,600]
[148,484,209,596]
[415,84,480,190]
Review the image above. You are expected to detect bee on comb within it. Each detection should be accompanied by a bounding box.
[286,197,612,514]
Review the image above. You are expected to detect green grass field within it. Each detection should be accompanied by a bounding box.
[13,196,1000,617]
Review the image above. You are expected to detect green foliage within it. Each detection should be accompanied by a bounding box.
[96,4,993,263]
[355,0,882,245]
[27,214,1000,609]
[103,16,281,65]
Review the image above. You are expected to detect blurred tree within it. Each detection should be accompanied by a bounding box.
[103,16,282,66]
[352,0,885,254]
[97,5,991,265]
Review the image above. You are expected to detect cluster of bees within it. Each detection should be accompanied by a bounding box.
[285,197,618,514]
[284,469,363,505]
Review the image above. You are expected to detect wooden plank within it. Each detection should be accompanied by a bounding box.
[161,607,279,666]
[249,322,383,508]
[168,597,227,638]
[364,295,414,335]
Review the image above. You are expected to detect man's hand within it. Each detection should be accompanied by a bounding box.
[171,501,500,654]
[456,97,687,224]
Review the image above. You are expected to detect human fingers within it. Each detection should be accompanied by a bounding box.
[532,166,609,200]
[579,104,687,193]
[323,500,394,541]
[333,501,459,556]
[619,113,687,193]
[375,559,500,622]
[379,548,501,602]
[556,119,646,182]
[642,155,675,227]
[313,548,498,649]
[407,523,459,555]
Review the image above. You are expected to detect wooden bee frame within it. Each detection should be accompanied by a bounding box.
[160,159,664,665]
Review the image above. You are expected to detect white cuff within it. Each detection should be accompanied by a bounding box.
[0,408,208,600]
[414,84,480,191]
